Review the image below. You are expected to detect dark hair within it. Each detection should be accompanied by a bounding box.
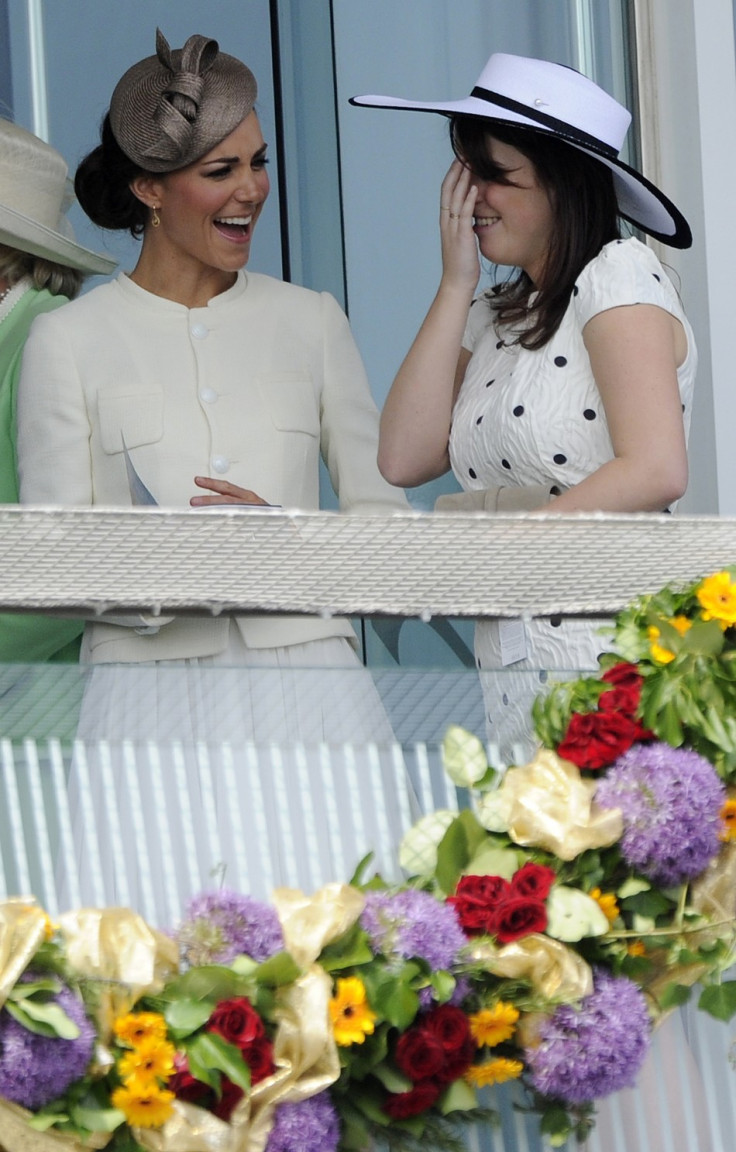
[74,115,149,238]
[451,117,621,349]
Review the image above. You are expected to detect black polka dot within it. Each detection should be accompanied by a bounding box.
[653,273,661,282]
[539,670,548,683]
[502,693,509,706]
[469,468,477,479]
[496,340,504,350]
[549,485,561,496]
[501,459,511,470]
[616,239,623,244]
[485,379,495,388]
[476,656,482,669]
[553,453,567,465]
[475,415,484,426]
[662,507,672,515]
[572,285,579,296]
[682,404,685,412]
[550,615,562,628]
[513,405,524,417]
[554,356,567,368]
[583,408,596,421]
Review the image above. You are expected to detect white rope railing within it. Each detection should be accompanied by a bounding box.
[0,506,735,617]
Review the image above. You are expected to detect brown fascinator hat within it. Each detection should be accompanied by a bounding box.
[110,28,258,172]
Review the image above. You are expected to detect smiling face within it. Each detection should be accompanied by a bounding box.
[132,111,270,286]
[469,136,555,285]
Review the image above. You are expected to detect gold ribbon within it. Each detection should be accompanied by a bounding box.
[470,932,593,1004]
[0,900,49,1011]
[134,885,363,1152]
[0,1096,110,1152]
[58,908,179,1045]
[497,750,623,860]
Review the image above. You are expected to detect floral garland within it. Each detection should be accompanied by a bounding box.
[1,569,736,1152]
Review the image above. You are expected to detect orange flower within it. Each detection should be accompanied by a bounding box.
[590,887,619,925]
[468,1003,519,1048]
[465,1057,524,1087]
[697,572,736,627]
[719,798,736,843]
[329,977,376,1046]
[627,940,646,957]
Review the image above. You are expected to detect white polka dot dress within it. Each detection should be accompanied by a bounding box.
[449,238,697,762]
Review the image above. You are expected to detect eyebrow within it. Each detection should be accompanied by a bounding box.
[200,144,269,167]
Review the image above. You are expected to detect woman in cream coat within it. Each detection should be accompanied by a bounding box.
[17,31,410,920]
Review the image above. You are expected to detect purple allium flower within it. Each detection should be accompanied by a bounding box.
[595,742,726,886]
[0,978,95,1110]
[361,889,466,971]
[176,889,283,966]
[525,970,651,1104]
[265,1092,340,1152]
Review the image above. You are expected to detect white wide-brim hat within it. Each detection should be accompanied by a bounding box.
[351,53,691,249]
[0,119,117,274]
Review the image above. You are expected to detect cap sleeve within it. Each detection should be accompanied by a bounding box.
[573,237,683,329]
[462,292,493,351]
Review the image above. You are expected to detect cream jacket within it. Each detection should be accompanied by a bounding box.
[18,271,407,662]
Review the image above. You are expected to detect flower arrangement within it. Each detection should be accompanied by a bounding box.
[1,569,736,1152]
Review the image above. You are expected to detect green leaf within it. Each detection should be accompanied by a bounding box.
[27,1114,69,1132]
[187,1031,252,1093]
[5,997,80,1040]
[439,1077,477,1114]
[435,818,470,896]
[164,997,213,1038]
[162,965,250,1003]
[698,981,736,1022]
[370,1063,412,1093]
[540,1104,573,1140]
[464,844,518,880]
[69,1105,126,1133]
[427,970,456,1004]
[372,977,419,1031]
[657,983,692,1010]
[254,950,301,987]
[318,924,374,973]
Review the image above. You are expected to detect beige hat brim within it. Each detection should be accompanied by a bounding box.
[0,202,117,274]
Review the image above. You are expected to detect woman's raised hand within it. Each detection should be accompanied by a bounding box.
[439,160,479,290]
[190,476,270,506]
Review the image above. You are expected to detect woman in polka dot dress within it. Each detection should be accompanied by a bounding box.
[353,55,717,1152]
[354,53,696,765]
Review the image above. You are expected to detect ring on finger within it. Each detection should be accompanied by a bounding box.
[449,212,461,219]
[440,205,451,211]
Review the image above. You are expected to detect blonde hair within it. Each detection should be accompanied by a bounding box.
[0,243,84,299]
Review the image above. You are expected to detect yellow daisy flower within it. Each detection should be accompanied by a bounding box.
[647,616,691,664]
[118,1037,177,1083]
[329,977,376,1046]
[468,1002,519,1048]
[114,1012,168,1048]
[465,1057,524,1087]
[719,797,736,842]
[590,887,619,925]
[697,571,736,627]
[111,1078,175,1128]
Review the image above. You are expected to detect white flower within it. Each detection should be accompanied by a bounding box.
[545,886,610,942]
[399,809,456,876]
[442,725,488,787]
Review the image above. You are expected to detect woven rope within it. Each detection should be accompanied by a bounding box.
[1,507,735,618]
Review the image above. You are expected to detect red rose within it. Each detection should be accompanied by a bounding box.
[558,710,639,770]
[491,896,547,944]
[208,997,264,1048]
[437,1036,475,1084]
[511,862,556,900]
[395,1029,446,1080]
[169,1053,212,1106]
[422,1004,471,1053]
[212,1077,244,1122]
[601,662,643,691]
[244,1036,275,1085]
[383,1080,441,1119]
[448,874,511,936]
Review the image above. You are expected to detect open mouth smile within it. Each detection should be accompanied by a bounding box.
[214,214,254,241]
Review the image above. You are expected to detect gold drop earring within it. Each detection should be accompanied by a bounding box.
[151,205,161,228]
